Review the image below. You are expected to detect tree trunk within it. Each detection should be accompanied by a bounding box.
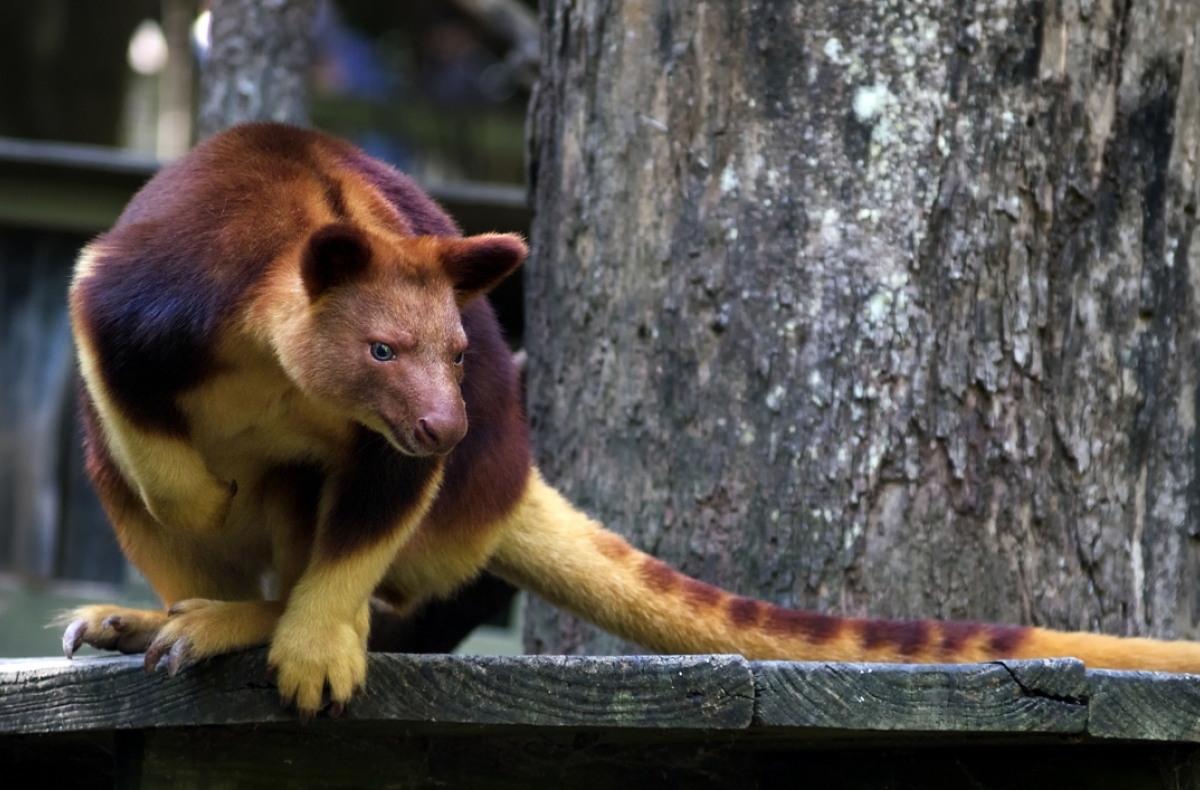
[524,0,1200,655]
[197,0,319,138]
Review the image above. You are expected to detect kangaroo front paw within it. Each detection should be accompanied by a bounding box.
[143,599,283,675]
[60,605,169,658]
[268,616,369,722]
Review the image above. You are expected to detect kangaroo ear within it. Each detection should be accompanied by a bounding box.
[441,233,527,303]
[301,223,373,298]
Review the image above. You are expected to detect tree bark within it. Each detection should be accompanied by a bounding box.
[524,0,1200,655]
[197,0,319,138]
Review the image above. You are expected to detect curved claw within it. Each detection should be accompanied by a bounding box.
[328,701,345,719]
[144,635,193,676]
[144,640,167,674]
[166,639,190,677]
[62,620,86,659]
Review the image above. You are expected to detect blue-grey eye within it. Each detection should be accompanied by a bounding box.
[453,351,465,365]
[370,342,396,362]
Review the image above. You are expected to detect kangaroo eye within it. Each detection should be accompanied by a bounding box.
[453,351,465,365]
[370,342,396,362]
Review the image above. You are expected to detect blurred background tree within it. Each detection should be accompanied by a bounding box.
[0,0,534,180]
[0,1,157,145]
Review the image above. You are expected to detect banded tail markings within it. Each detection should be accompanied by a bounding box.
[683,577,724,610]
[859,619,933,659]
[761,607,845,646]
[727,597,765,629]
[936,620,986,655]
[638,556,679,595]
[489,473,1200,671]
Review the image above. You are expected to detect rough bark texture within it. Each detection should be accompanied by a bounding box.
[197,0,319,139]
[524,0,1200,655]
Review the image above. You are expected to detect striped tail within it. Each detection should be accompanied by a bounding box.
[487,472,1200,673]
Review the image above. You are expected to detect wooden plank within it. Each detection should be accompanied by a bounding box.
[1087,670,1200,742]
[7,654,1200,789]
[0,137,160,177]
[0,651,754,734]
[355,652,752,728]
[0,173,147,233]
[752,658,1088,733]
[17,650,1200,744]
[0,138,156,233]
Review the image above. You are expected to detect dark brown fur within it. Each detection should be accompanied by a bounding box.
[639,556,681,595]
[727,597,764,629]
[859,619,931,658]
[683,578,724,610]
[764,607,842,643]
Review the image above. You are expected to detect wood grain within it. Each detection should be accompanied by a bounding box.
[8,656,1200,788]
[8,654,1200,744]
[0,651,754,734]
[354,652,753,729]
[753,658,1088,733]
[1087,669,1200,742]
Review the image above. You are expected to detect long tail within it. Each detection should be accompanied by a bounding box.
[487,472,1200,673]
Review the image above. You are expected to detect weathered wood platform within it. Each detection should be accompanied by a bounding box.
[2,651,1199,788]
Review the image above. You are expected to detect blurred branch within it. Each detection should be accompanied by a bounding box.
[446,0,539,86]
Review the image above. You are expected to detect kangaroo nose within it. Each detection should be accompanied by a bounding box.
[414,411,467,454]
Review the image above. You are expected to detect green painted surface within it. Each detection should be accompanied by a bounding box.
[0,581,157,658]
[0,580,522,659]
